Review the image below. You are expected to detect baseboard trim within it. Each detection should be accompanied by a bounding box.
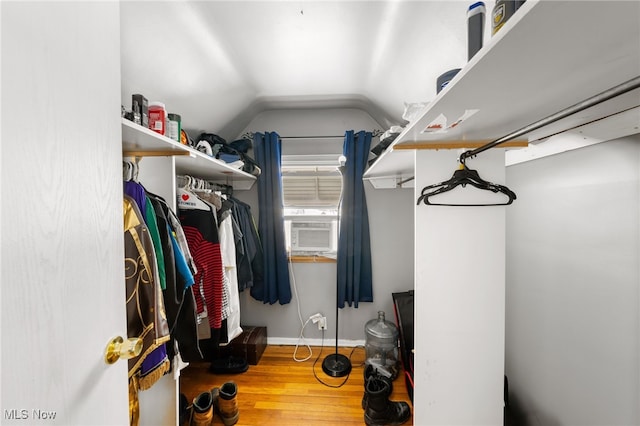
[267,337,366,347]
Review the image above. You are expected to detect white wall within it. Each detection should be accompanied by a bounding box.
[505,135,640,425]
[413,149,507,425]
[232,108,415,344]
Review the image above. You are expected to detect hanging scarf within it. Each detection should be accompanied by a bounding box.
[123,196,171,424]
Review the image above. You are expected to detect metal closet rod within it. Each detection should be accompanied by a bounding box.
[281,135,345,140]
[241,132,345,140]
[459,75,640,162]
[241,130,384,140]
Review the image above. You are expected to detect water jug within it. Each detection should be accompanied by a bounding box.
[364,311,399,379]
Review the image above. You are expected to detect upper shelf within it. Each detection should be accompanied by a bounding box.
[121,118,257,189]
[364,0,640,182]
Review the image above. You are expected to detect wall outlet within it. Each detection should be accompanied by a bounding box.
[318,317,327,330]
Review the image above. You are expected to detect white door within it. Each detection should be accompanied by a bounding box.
[1,2,129,425]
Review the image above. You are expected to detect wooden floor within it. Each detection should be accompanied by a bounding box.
[180,345,413,426]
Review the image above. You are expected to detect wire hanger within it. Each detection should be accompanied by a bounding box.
[177,175,233,198]
[416,156,516,207]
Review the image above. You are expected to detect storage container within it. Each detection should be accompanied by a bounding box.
[467,1,485,60]
[148,101,166,135]
[222,326,267,365]
[364,311,399,379]
[167,113,181,142]
[492,0,516,35]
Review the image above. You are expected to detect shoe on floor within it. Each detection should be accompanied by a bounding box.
[209,356,249,374]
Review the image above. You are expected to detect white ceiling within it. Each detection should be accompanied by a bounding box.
[120,1,495,140]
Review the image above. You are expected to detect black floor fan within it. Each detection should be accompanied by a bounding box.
[322,155,352,378]
[321,288,352,377]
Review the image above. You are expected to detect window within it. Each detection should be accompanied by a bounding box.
[281,154,342,257]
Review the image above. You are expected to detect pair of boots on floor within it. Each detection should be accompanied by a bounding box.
[363,365,411,426]
[189,381,239,426]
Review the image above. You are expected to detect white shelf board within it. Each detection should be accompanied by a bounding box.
[122,117,189,154]
[174,148,256,190]
[364,0,640,180]
[121,118,256,189]
[506,106,640,166]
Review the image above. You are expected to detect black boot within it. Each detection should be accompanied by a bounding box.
[364,377,411,426]
[179,393,190,426]
[362,364,394,409]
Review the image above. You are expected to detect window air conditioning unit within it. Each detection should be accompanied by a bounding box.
[290,221,335,253]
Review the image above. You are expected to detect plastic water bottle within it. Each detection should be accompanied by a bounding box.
[364,311,399,379]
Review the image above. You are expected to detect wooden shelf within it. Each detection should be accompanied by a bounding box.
[121,118,257,189]
[364,0,640,183]
[287,255,336,263]
[393,139,528,151]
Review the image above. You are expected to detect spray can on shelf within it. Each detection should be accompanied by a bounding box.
[132,94,148,128]
[467,1,485,61]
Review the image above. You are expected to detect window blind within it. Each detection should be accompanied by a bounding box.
[282,172,342,207]
[281,154,343,207]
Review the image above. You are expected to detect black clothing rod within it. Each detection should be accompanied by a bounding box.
[281,135,345,140]
[242,130,383,140]
[281,130,384,140]
[459,75,640,162]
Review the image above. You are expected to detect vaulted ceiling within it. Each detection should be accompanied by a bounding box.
[120,1,494,140]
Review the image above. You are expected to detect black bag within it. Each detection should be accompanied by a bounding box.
[196,134,261,176]
[229,138,252,154]
[197,132,227,148]
[392,290,414,403]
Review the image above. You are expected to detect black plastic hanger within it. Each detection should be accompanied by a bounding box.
[416,158,516,207]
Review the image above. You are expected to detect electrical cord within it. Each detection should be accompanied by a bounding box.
[287,251,369,386]
[312,330,366,388]
[289,254,314,362]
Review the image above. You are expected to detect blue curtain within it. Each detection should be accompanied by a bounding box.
[251,132,292,305]
[337,130,373,308]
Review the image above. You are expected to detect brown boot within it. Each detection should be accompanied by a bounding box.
[215,381,239,426]
[191,389,214,426]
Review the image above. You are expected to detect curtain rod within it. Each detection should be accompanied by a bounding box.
[460,75,640,162]
[241,130,384,140]
[281,135,345,140]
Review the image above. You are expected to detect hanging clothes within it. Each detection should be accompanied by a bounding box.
[178,188,225,330]
[146,191,202,363]
[123,195,171,424]
[218,198,243,342]
[124,180,148,222]
[229,197,263,292]
[193,189,232,330]
[166,204,198,276]
[230,200,251,291]
[123,181,171,390]
[144,195,166,290]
